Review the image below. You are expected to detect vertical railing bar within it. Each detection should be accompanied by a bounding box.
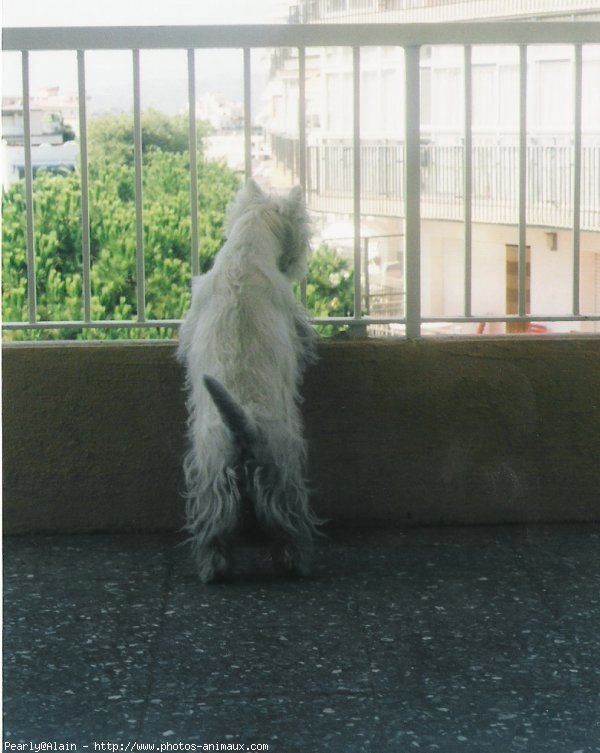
[572,43,582,316]
[352,45,362,322]
[404,45,422,339]
[463,44,472,319]
[187,48,200,278]
[21,51,37,324]
[364,236,370,314]
[298,47,307,191]
[298,46,308,307]
[132,49,145,323]
[243,48,252,180]
[77,50,92,323]
[518,44,528,319]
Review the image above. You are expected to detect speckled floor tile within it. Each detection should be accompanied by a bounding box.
[364,620,600,694]
[3,533,173,584]
[140,694,379,751]
[4,526,600,749]
[374,687,600,752]
[154,613,372,696]
[4,537,171,743]
[165,569,360,627]
[4,693,147,744]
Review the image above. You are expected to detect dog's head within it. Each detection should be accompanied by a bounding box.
[225,179,311,281]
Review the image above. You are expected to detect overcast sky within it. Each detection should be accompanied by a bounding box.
[3,0,283,27]
[2,0,284,113]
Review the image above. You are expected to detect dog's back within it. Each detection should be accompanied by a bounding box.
[178,183,311,427]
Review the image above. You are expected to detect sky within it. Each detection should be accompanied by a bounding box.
[3,0,283,28]
[2,0,284,113]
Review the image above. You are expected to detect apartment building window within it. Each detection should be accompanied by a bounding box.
[582,57,600,129]
[498,64,519,131]
[382,68,403,136]
[469,61,520,135]
[533,59,572,133]
[361,70,379,137]
[420,67,431,130]
[431,67,461,132]
[326,72,352,135]
[472,65,496,129]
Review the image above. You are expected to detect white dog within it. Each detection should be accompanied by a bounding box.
[177,179,321,583]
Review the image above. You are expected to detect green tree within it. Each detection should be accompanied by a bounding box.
[2,112,237,341]
[302,244,354,336]
[2,111,355,340]
[87,109,209,167]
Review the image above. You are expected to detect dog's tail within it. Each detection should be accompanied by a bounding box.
[203,375,258,451]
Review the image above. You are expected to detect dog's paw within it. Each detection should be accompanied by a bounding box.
[195,546,231,584]
[271,542,313,577]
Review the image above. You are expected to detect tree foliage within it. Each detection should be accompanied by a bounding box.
[2,112,238,340]
[87,109,210,167]
[2,111,354,340]
[300,244,354,336]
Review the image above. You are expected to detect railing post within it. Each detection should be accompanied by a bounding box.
[21,51,37,325]
[77,50,92,323]
[187,48,200,278]
[243,48,252,180]
[404,45,421,339]
[572,43,582,316]
[298,46,308,307]
[517,44,528,321]
[463,45,473,319]
[132,49,145,323]
[298,47,307,192]
[351,45,367,337]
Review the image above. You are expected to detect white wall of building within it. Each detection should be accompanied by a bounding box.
[418,220,600,333]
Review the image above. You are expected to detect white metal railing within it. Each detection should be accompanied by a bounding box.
[270,135,600,231]
[2,22,600,338]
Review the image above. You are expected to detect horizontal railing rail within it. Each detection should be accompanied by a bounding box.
[4,22,600,50]
[3,22,600,338]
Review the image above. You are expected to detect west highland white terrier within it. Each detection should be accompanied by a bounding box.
[177,179,321,583]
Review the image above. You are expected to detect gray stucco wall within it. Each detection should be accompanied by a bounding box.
[3,338,599,533]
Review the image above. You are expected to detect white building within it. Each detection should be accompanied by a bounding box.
[2,88,80,188]
[265,0,600,333]
[196,91,244,132]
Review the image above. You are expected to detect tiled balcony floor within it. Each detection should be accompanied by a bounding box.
[4,525,600,752]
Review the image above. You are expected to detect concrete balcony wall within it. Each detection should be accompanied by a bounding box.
[3,338,599,534]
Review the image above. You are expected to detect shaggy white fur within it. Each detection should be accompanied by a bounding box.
[177,179,321,583]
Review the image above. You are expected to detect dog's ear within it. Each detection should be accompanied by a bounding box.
[279,186,311,280]
[226,179,266,235]
[245,178,265,200]
[288,185,305,206]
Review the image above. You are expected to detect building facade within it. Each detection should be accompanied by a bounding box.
[2,88,79,188]
[264,0,600,333]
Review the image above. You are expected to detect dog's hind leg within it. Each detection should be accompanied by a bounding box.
[186,468,241,583]
[270,534,314,578]
[193,535,231,584]
[249,463,319,577]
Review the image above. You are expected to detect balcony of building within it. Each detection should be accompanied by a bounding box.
[2,19,600,750]
[287,0,600,24]
[270,133,600,230]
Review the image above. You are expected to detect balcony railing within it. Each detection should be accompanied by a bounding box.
[2,22,600,338]
[270,134,600,231]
